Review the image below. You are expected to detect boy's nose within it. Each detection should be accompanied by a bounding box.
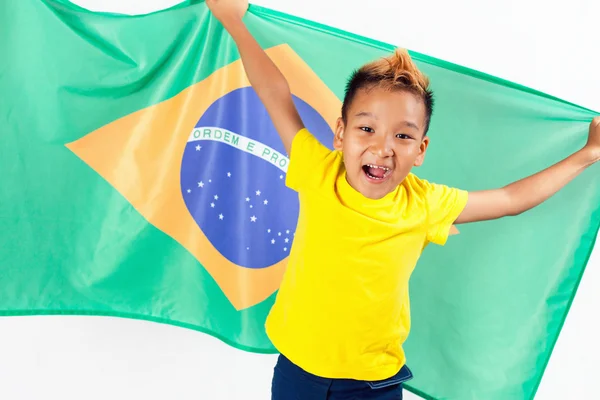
[370,136,393,158]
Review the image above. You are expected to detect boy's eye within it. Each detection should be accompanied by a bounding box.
[360,126,374,133]
[396,133,412,140]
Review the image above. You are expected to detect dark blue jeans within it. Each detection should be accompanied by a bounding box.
[271,354,413,400]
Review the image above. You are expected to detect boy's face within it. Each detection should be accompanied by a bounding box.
[334,87,430,200]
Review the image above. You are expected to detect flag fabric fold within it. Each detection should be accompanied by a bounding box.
[1,1,598,399]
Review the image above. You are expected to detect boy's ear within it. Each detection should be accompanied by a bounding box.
[413,135,430,167]
[333,117,344,150]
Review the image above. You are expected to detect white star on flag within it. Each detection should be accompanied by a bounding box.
[256,190,261,196]
[219,214,224,220]
[198,181,204,188]
[187,189,191,193]
[250,216,257,222]
[214,195,218,200]
[245,197,250,202]
[210,203,215,208]
[263,199,268,205]
[227,172,231,177]
[271,239,275,244]
[285,238,289,243]
[196,145,201,151]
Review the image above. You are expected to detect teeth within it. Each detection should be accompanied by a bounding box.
[367,164,390,171]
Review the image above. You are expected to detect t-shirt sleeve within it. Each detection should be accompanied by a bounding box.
[416,177,469,246]
[285,128,333,192]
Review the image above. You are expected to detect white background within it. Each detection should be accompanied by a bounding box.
[1,0,599,399]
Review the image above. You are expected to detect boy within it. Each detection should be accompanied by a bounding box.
[206,0,600,398]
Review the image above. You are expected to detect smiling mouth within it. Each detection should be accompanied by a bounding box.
[362,164,392,181]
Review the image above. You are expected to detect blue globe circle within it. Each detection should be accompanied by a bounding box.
[180,87,334,269]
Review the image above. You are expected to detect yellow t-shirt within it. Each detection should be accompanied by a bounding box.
[264,128,468,381]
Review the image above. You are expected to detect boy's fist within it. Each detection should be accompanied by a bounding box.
[586,116,600,163]
[206,0,248,26]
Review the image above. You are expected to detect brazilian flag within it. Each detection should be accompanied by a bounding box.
[1,1,598,399]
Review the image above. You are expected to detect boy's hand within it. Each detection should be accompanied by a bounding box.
[206,0,248,27]
[584,116,600,163]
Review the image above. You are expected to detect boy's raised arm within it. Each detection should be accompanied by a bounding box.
[206,0,304,155]
[455,117,600,224]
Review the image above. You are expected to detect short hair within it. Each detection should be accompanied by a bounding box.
[341,48,434,135]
